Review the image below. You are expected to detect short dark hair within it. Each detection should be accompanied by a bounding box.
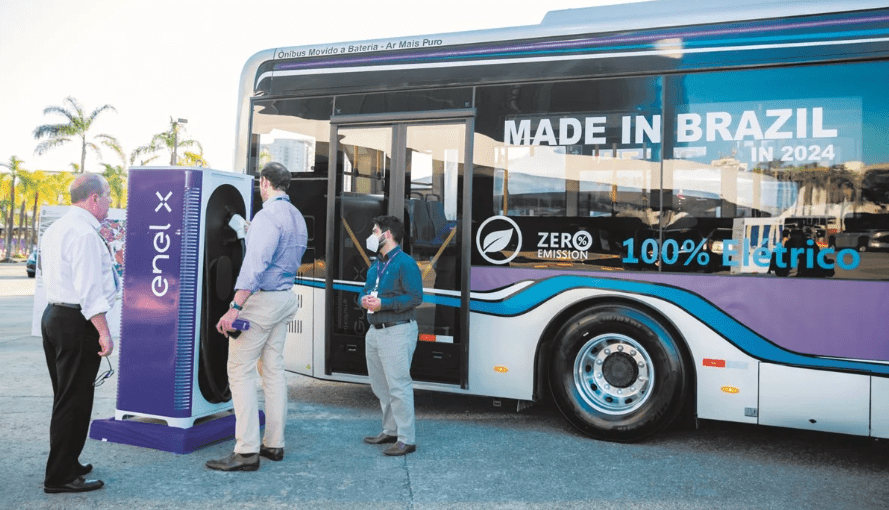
[374,215,404,244]
[260,162,290,191]
[69,174,107,203]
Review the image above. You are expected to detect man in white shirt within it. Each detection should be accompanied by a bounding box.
[40,174,117,494]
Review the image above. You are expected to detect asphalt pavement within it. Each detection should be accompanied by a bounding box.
[1,262,887,510]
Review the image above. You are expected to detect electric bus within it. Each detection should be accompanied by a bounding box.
[232,0,889,441]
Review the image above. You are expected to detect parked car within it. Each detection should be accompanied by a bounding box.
[830,213,889,252]
[829,229,889,252]
[26,249,37,278]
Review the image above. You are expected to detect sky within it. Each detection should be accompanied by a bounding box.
[0,0,646,174]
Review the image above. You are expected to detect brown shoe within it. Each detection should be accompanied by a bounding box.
[363,433,398,444]
[206,452,260,471]
[383,441,417,456]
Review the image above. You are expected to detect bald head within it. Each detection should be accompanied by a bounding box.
[70,174,109,204]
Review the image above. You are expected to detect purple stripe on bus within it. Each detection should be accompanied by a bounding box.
[470,267,889,363]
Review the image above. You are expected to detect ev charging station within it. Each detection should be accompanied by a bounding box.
[90,167,255,453]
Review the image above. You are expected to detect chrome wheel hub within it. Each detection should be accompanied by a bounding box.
[573,333,654,415]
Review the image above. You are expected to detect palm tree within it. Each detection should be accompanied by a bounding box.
[102,163,128,208]
[16,190,28,256]
[131,117,205,167]
[0,180,10,242]
[16,169,39,255]
[17,170,56,251]
[33,96,122,173]
[45,172,75,206]
[0,156,24,261]
[180,151,209,167]
[259,147,272,169]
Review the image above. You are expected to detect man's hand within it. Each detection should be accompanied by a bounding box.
[362,295,381,312]
[89,313,114,356]
[98,332,114,357]
[216,308,240,337]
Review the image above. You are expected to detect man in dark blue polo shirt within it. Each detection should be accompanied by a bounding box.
[359,215,423,456]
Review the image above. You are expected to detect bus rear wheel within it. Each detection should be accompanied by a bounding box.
[548,304,688,442]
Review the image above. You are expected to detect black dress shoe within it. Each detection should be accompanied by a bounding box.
[363,432,398,444]
[206,452,260,471]
[44,476,104,494]
[259,446,284,461]
[383,441,417,456]
[76,463,93,476]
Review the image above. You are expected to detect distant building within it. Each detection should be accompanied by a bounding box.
[711,155,749,172]
[261,136,313,173]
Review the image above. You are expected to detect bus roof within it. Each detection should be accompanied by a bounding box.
[234,0,888,171]
[257,0,886,64]
[539,0,887,34]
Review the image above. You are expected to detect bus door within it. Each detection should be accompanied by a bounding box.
[326,114,472,387]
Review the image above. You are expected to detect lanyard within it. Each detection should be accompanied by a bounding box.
[269,195,290,204]
[97,231,121,293]
[373,251,399,292]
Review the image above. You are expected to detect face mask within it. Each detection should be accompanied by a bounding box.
[366,233,381,253]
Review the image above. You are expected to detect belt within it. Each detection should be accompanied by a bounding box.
[371,320,411,330]
[51,303,81,310]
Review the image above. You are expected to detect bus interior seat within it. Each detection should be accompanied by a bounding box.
[425,195,456,243]
[410,197,435,243]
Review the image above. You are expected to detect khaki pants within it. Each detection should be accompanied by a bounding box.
[365,320,419,445]
[228,290,299,454]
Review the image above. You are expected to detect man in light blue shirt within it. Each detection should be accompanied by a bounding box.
[207,162,307,472]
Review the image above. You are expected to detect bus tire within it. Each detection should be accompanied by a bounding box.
[548,304,688,442]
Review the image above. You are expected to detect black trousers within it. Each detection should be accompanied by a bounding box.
[41,304,101,486]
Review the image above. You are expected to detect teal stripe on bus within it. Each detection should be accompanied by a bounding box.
[295,276,889,376]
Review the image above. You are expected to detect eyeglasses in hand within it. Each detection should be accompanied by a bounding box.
[94,357,115,387]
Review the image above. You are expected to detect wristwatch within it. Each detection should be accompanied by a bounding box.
[229,301,243,311]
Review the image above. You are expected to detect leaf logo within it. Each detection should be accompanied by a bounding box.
[476,215,523,265]
[482,229,513,254]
